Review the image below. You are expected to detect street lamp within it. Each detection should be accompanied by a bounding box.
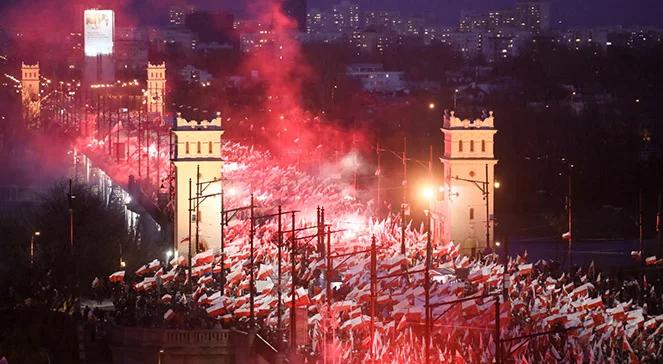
[30,231,40,265]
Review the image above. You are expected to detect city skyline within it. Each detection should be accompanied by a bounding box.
[1,0,662,28]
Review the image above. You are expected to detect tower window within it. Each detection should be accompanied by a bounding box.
[185,142,190,154]
[197,142,201,154]
[469,208,475,220]
[482,140,486,152]
[208,142,213,154]
[459,140,463,152]
[470,140,475,152]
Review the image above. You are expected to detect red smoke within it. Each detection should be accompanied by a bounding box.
[240,0,370,168]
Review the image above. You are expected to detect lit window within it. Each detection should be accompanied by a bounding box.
[185,142,189,154]
[459,140,463,152]
[469,208,474,220]
[197,142,201,154]
[208,142,213,154]
[470,140,474,152]
[481,140,486,152]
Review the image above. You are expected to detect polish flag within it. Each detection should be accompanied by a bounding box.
[332,300,355,312]
[256,280,274,294]
[462,300,480,317]
[164,309,175,321]
[517,263,533,276]
[109,271,125,283]
[161,294,172,304]
[226,270,244,285]
[562,231,571,240]
[193,250,214,266]
[645,256,658,266]
[571,283,594,299]
[257,264,273,280]
[136,265,150,277]
[235,305,251,318]
[207,303,225,317]
[585,296,604,310]
[198,275,213,286]
[349,307,362,319]
[148,259,161,271]
[161,271,176,283]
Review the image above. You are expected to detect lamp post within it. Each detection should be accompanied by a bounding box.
[30,231,40,266]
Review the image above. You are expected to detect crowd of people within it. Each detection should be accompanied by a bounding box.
[96,141,663,363]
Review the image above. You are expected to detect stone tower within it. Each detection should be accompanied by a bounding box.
[431,111,498,256]
[146,62,166,116]
[172,113,223,255]
[21,63,41,126]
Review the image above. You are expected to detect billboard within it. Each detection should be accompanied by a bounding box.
[84,10,114,56]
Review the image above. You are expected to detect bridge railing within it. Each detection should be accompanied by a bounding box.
[111,326,231,348]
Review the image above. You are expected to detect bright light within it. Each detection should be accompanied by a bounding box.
[495,241,501,247]
[34,231,41,236]
[166,250,173,258]
[428,102,436,110]
[120,260,126,268]
[422,186,435,201]
[84,10,115,56]
[226,187,237,197]
[494,181,501,189]
[124,195,132,204]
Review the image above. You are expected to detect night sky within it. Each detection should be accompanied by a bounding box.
[0,0,661,28]
[205,0,663,27]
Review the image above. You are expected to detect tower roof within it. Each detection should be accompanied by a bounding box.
[443,110,495,130]
[173,112,222,131]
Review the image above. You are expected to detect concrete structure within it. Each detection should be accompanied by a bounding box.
[21,63,40,127]
[146,62,166,117]
[172,114,223,256]
[110,326,233,364]
[346,63,406,93]
[431,111,497,255]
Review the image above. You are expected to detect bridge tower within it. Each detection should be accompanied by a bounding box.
[430,111,498,256]
[172,113,223,255]
[21,63,41,127]
[146,62,166,117]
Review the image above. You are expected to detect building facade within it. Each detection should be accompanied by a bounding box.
[146,62,166,117]
[431,111,498,256]
[172,114,224,255]
[21,63,40,127]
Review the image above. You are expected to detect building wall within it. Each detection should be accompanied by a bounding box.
[172,116,223,255]
[433,112,498,256]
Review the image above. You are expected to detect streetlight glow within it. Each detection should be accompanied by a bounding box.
[494,181,501,189]
[422,186,435,201]
[428,102,436,110]
[34,231,41,236]
[166,250,173,259]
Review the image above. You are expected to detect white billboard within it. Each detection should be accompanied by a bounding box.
[84,10,114,56]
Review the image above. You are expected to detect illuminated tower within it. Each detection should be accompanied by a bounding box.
[172,113,223,255]
[21,63,41,126]
[147,62,166,117]
[431,111,498,256]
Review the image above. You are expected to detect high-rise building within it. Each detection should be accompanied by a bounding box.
[283,0,308,32]
[169,6,195,26]
[514,1,550,33]
[332,1,360,33]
